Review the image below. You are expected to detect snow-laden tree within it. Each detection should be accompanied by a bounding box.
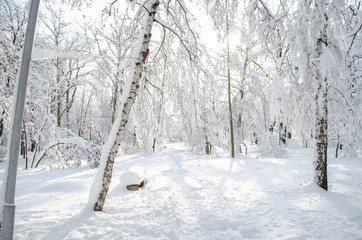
[283,0,360,189]
[89,0,158,211]
[329,0,362,157]
[89,0,200,211]
[308,0,329,190]
[0,0,27,157]
[130,32,173,154]
[83,6,133,126]
[233,1,273,152]
[23,3,96,168]
[204,0,240,158]
[37,5,81,128]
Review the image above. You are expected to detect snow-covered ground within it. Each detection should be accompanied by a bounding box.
[1,142,361,239]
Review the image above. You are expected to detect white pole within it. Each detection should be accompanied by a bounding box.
[1,0,40,239]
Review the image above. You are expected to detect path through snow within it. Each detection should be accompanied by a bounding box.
[0,142,361,239]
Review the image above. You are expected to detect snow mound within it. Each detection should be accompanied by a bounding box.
[119,166,146,186]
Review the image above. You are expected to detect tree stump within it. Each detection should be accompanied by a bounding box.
[126,181,144,191]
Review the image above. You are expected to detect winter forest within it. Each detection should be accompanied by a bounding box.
[0,0,362,239]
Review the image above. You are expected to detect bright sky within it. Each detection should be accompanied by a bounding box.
[34,0,222,53]
[25,0,257,64]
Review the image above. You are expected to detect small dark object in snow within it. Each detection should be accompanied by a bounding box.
[127,181,144,191]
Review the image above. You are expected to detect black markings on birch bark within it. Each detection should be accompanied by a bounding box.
[93,1,159,211]
[312,1,328,191]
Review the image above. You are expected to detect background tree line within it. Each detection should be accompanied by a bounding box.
[0,0,360,173]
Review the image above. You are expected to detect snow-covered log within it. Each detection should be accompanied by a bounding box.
[120,166,146,191]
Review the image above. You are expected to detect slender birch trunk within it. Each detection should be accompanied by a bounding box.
[312,0,328,191]
[91,0,160,211]
[226,0,235,158]
[314,75,328,191]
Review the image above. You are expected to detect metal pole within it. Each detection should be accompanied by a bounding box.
[1,0,40,239]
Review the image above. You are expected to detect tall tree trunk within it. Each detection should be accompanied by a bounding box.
[90,0,159,211]
[314,73,328,191]
[22,120,28,169]
[313,1,328,191]
[335,135,340,158]
[56,57,62,127]
[226,0,235,158]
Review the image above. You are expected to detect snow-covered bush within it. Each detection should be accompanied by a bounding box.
[40,139,101,169]
[257,132,286,158]
[35,128,101,169]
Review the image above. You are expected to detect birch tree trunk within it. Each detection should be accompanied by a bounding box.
[90,0,160,211]
[312,0,328,191]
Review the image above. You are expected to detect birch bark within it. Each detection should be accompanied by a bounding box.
[90,0,160,211]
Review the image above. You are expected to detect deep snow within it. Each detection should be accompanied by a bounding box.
[0,142,361,239]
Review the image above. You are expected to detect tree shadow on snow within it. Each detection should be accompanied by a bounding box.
[41,207,100,240]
